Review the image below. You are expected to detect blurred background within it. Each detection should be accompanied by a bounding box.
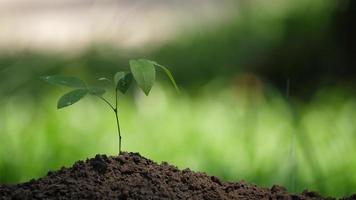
[0,0,356,197]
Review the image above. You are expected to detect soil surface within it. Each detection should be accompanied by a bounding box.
[0,152,355,200]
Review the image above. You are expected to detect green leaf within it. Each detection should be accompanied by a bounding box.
[146,59,180,93]
[57,89,88,109]
[41,75,86,88]
[114,72,133,94]
[98,77,112,83]
[98,77,109,81]
[88,87,106,96]
[129,59,156,95]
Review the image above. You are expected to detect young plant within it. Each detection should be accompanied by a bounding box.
[41,59,179,154]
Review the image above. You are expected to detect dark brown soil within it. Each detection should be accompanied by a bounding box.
[0,152,355,200]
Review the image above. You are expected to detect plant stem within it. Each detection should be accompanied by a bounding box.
[96,93,122,154]
[114,89,122,154]
[97,95,115,111]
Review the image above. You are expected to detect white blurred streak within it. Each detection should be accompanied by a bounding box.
[0,0,236,53]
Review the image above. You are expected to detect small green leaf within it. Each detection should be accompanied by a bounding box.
[98,77,108,81]
[129,59,156,95]
[57,89,88,109]
[88,87,106,96]
[41,75,86,88]
[114,72,125,86]
[145,59,180,93]
[98,77,112,83]
[114,72,133,94]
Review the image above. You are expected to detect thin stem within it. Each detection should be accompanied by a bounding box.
[95,91,122,154]
[96,95,115,111]
[115,109,122,154]
[114,89,122,154]
[115,87,118,109]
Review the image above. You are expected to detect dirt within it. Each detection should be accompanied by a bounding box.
[0,152,355,200]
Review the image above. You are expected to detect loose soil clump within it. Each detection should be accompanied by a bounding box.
[0,152,355,200]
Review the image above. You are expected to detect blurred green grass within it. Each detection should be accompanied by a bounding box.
[1,82,355,198]
[0,0,354,198]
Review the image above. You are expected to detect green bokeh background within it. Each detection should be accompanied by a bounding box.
[1,0,356,198]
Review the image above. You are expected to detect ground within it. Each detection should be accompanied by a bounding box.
[0,152,355,200]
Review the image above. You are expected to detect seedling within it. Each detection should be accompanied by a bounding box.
[41,59,179,154]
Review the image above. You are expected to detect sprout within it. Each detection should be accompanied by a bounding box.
[41,59,179,154]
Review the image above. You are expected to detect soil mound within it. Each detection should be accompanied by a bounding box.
[0,152,354,200]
